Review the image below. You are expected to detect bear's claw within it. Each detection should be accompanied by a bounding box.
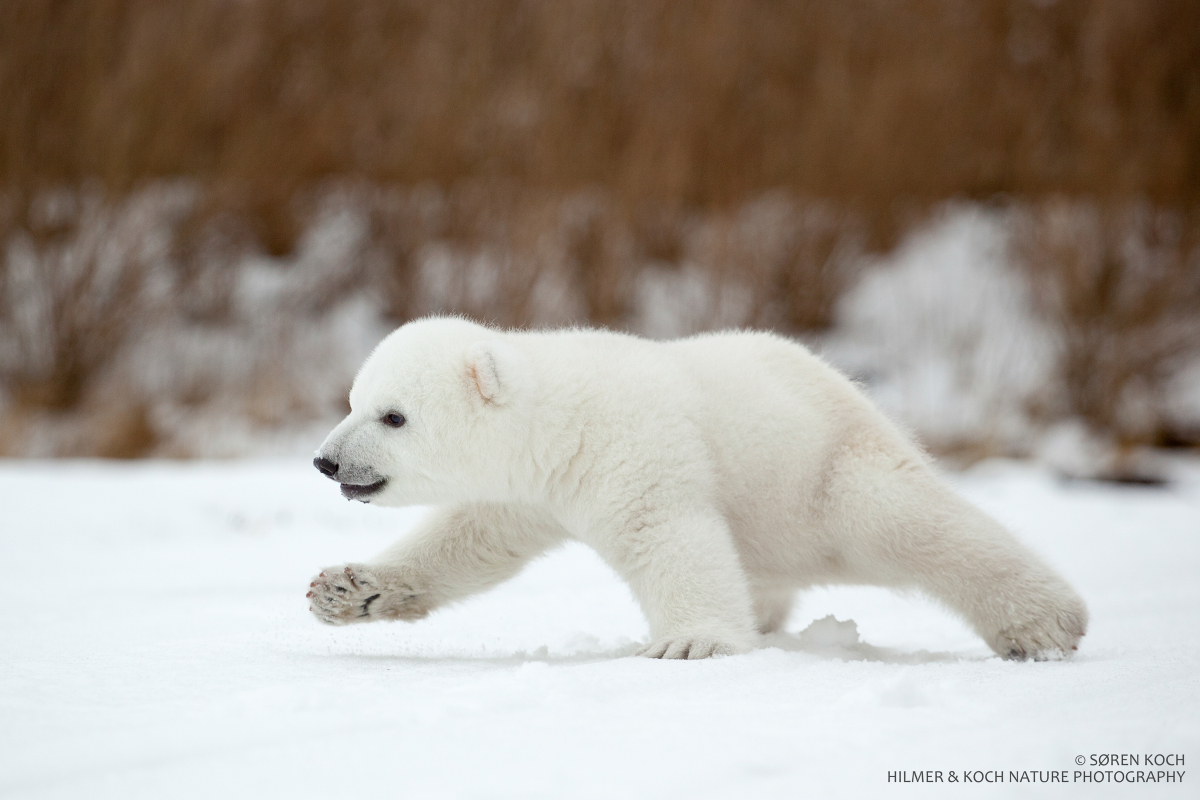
[637,637,740,660]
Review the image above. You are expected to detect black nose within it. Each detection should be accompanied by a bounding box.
[313,456,338,478]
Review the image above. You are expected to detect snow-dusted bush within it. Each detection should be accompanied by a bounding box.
[824,206,1059,459]
[1,186,1196,464]
[825,201,1200,471]
[0,186,389,457]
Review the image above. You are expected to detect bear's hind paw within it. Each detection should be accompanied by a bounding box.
[994,609,1086,661]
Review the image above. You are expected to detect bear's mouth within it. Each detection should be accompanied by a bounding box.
[340,479,387,501]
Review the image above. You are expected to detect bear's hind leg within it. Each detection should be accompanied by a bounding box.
[849,480,1088,660]
[927,505,1086,660]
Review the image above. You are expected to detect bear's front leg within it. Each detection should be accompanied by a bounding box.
[307,502,567,626]
[593,509,759,659]
[308,564,429,625]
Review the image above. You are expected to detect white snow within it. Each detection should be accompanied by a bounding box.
[1,458,1197,798]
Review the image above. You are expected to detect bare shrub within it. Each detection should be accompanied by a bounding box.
[561,193,636,328]
[385,183,558,328]
[627,195,865,339]
[368,184,638,331]
[694,194,866,333]
[358,185,862,337]
[1016,200,1200,446]
[0,185,192,412]
[366,184,449,324]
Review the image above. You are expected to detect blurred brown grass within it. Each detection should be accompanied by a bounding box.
[3,0,1197,250]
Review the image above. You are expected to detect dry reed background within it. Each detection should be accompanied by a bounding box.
[0,0,1198,465]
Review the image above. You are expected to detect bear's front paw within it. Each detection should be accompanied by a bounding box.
[637,636,744,660]
[306,564,428,625]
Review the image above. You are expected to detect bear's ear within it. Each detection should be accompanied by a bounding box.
[465,339,525,405]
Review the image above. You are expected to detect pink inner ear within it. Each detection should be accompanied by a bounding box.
[467,348,500,402]
[467,361,486,401]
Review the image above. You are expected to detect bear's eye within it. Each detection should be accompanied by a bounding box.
[382,413,406,428]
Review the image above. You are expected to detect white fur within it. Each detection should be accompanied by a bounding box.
[309,317,1088,660]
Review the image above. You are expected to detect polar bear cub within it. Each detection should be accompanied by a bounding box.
[309,316,1087,660]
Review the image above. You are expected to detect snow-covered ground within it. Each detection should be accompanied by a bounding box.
[1,458,1197,799]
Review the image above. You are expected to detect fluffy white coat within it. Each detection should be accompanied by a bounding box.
[309,317,1087,660]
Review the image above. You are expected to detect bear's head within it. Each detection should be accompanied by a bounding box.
[313,317,534,506]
